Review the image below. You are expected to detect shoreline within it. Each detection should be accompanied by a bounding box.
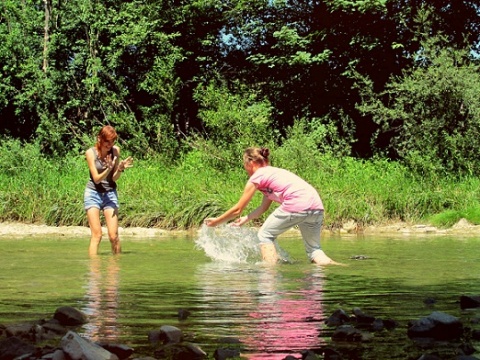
[1,218,480,238]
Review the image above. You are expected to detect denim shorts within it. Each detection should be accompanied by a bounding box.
[84,188,119,211]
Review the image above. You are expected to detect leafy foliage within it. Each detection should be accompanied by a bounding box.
[273,116,355,174]
[1,0,480,178]
[356,36,480,176]
[190,81,276,170]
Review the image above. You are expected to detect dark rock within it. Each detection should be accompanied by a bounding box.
[98,343,134,359]
[423,298,437,306]
[322,346,343,360]
[217,337,242,344]
[417,355,442,360]
[352,307,375,325]
[460,295,480,309]
[370,318,384,331]
[35,320,69,342]
[407,311,463,340]
[301,350,319,360]
[471,329,480,340]
[325,309,351,327]
[457,342,476,356]
[350,255,369,260]
[331,325,372,342]
[154,342,207,360]
[54,306,87,326]
[470,317,480,324]
[5,323,34,341]
[213,347,241,360]
[383,318,399,330]
[148,325,183,345]
[148,329,162,344]
[178,309,191,320]
[0,336,35,360]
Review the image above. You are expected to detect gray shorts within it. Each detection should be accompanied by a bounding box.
[258,207,324,261]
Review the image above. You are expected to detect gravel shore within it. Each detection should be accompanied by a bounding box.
[1,218,479,238]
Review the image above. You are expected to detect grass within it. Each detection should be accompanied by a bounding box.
[1,141,480,230]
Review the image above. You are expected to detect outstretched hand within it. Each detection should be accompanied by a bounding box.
[204,218,217,227]
[231,216,248,227]
[119,156,134,171]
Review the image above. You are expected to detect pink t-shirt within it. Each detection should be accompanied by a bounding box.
[249,166,324,213]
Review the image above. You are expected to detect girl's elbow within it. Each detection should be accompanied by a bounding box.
[232,206,244,216]
[232,209,242,217]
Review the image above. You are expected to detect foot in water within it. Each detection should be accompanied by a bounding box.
[312,250,345,266]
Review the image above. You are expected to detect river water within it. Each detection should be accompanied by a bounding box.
[1,226,479,359]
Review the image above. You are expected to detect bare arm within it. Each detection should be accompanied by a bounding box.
[232,195,272,227]
[113,147,134,181]
[204,181,258,227]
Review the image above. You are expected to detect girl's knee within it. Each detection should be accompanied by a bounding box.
[109,236,121,254]
[90,233,102,242]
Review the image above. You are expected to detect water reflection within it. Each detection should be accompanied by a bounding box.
[82,255,120,341]
[195,263,327,359]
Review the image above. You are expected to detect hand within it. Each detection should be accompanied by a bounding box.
[232,216,248,227]
[105,155,117,171]
[204,218,217,227]
[119,156,134,172]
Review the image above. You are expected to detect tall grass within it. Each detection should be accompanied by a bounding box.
[1,139,479,229]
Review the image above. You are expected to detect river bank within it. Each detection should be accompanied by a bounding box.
[1,218,480,238]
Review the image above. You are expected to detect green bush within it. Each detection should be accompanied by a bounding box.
[356,36,480,177]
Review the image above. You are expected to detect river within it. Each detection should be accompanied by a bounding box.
[0,226,479,359]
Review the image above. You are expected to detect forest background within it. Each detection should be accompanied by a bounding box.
[1,0,480,231]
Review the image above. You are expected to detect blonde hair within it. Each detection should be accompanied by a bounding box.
[243,147,270,166]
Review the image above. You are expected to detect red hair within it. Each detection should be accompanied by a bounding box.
[95,125,117,152]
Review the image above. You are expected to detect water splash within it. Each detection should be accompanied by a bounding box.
[195,224,294,264]
[195,224,260,263]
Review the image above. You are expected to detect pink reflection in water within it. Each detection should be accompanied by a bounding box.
[197,263,326,360]
[243,267,326,359]
[82,256,120,342]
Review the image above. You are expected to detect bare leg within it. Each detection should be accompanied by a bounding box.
[104,208,121,254]
[260,243,278,264]
[87,208,102,256]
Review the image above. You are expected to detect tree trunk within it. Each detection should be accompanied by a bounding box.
[42,0,50,73]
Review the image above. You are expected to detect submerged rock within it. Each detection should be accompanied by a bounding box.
[0,336,35,360]
[332,325,373,342]
[148,325,183,345]
[407,311,463,340]
[54,306,87,326]
[460,295,480,309]
[350,255,370,260]
[325,309,351,327]
[154,342,207,360]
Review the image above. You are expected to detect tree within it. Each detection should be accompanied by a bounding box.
[356,36,480,176]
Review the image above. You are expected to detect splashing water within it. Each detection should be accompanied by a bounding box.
[195,225,260,263]
[195,225,293,264]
